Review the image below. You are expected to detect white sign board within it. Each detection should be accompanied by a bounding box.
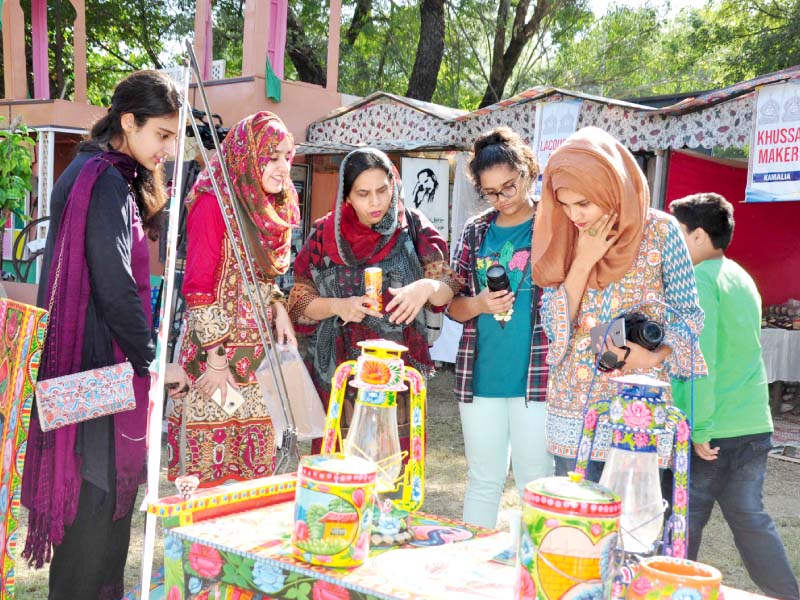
[401,157,450,235]
[533,99,583,194]
[746,80,800,203]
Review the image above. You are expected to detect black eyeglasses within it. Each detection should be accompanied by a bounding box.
[479,172,524,203]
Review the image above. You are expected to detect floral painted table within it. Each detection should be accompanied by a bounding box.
[161,497,776,600]
[163,499,511,600]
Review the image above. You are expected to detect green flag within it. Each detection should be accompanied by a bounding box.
[266,58,282,103]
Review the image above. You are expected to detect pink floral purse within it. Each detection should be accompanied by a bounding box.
[34,229,136,432]
[35,362,135,432]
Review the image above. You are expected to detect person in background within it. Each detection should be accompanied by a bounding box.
[532,126,706,482]
[670,192,799,600]
[21,70,181,599]
[448,126,551,529]
[167,111,299,487]
[288,148,460,456]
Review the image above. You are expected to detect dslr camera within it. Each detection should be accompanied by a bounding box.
[590,311,665,372]
[187,109,230,150]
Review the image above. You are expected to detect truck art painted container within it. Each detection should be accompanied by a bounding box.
[516,472,621,600]
[626,556,722,600]
[291,454,377,568]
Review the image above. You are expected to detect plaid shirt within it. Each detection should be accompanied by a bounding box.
[448,208,549,404]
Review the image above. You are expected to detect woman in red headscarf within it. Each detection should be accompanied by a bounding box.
[166,111,299,487]
[288,148,461,455]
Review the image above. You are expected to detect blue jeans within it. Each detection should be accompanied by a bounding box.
[553,454,605,483]
[689,433,799,600]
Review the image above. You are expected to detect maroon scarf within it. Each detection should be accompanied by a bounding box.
[22,151,149,568]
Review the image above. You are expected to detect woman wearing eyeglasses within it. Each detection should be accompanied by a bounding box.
[448,127,551,529]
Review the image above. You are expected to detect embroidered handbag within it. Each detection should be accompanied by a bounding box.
[35,362,135,432]
[33,214,137,432]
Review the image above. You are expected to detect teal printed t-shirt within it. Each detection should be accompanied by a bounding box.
[473,218,533,397]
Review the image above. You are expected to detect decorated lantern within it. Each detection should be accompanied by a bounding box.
[575,375,691,559]
[291,454,377,568]
[322,339,426,513]
[516,472,621,600]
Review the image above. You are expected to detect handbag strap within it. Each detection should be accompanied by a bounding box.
[405,207,419,248]
[42,232,68,347]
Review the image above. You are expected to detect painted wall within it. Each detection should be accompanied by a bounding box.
[664,149,800,306]
[189,78,341,142]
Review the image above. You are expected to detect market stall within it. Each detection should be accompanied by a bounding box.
[151,474,775,600]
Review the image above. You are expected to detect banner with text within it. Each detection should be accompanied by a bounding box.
[533,99,583,195]
[746,80,800,203]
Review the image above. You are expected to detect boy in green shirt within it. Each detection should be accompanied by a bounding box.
[670,193,798,600]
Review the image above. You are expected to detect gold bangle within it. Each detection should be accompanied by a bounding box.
[206,360,229,371]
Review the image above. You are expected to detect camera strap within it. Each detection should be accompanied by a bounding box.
[598,345,631,372]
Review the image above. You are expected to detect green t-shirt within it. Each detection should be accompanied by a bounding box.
[672,257,773,443]
[473,218,532,398]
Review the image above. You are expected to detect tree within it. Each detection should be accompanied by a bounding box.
[702,0,800,83]
[343,0,374,49]
[286,1,327,86]
[479,0,580,107]
[405,0,446,101]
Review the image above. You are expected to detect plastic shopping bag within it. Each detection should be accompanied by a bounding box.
[255,344,326,441]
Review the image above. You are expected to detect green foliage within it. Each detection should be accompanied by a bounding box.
[337,1,421,97]
[12,0,800,112]
[531,0,800,100]
[0,117,34,221]
[219,550,257,590]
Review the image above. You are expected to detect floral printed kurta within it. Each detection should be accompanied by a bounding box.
[540,209,706,464]
[167,190,285,486]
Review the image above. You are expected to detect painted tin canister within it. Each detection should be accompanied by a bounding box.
[626,557,722,600]
[292,454,377,568]
[516,473,621,600]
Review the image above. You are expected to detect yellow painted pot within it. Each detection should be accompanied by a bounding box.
[291,454,376,568]
[516,473,621,600]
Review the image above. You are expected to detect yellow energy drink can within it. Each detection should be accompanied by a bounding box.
[364,267,383,311]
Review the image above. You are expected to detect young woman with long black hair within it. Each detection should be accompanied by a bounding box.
[22,70,181,600]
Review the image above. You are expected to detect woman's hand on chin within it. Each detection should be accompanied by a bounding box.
[573,213,619,268]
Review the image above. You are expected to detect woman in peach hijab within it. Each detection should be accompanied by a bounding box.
[532,126,705,481]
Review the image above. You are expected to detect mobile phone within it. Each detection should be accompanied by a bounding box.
[211,383,245,416]
[590,318,626,354]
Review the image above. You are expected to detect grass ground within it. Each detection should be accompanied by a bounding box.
[12,364,800,598]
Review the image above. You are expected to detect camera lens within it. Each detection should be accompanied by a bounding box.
[640,322,664,347]
[623,312,664,351]
[486,264,510,292]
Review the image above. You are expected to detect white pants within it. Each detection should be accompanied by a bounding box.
[459,396,551,529]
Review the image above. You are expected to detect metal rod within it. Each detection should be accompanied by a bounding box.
[184,40,298,468]
[140,57,192,600]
